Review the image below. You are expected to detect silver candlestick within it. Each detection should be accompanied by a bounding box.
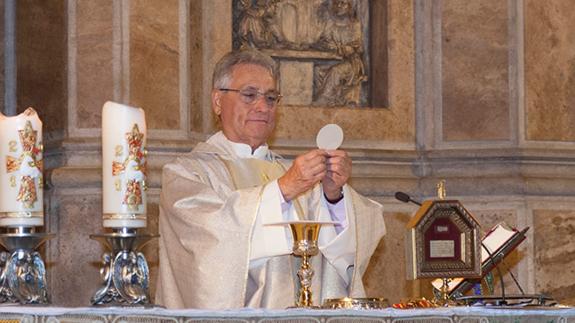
[0,227,54,304]
[90,228,158,305]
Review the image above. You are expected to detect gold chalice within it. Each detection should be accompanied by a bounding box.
[287,221,334,308]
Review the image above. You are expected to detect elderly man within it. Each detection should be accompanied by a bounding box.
[156,49,385,309]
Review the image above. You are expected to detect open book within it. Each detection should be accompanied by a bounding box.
[431,222,529,296]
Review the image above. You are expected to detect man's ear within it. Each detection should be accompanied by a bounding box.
[211,90,222,115]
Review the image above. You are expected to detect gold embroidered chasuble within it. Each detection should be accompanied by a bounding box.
[156,140,386,309]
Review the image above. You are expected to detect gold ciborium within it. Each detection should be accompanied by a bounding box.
[287,221,333,308]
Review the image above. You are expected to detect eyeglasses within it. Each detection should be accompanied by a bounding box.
[218,87,282,107]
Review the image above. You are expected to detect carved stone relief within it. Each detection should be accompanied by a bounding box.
[233,0,385,107]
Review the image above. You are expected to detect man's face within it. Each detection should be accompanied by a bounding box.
[212,64,278,150]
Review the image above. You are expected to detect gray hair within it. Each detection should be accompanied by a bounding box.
[212,49,279,89]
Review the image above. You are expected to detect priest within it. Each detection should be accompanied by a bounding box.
[155,49,386,309]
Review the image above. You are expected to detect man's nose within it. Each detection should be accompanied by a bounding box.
[253,94,270,111]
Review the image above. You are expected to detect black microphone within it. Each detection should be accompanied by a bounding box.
[395,191,422,206]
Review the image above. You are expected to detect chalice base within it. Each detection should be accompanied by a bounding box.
[294,290,320,309]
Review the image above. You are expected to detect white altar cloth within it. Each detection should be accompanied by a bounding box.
[0,305,573,322]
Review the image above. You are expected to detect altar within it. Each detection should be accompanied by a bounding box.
[0,306,574,323]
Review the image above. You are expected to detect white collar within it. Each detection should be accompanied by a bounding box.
[207,131,270,160]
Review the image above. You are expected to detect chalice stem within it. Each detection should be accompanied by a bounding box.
[288,221,322,308]
[297,254,314,307]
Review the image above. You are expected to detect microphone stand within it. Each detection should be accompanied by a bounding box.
[449,227,528,298]
[482,242,507,306]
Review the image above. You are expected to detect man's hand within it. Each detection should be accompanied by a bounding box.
[278,150,327,201]
[322,150,351,201]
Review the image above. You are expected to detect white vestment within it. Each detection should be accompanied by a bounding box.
[156,132,386,309]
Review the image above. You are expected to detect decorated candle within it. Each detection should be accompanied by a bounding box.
[102,101,147,228]
[0,107,44,227]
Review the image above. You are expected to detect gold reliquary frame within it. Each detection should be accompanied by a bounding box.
[406,200,482,280]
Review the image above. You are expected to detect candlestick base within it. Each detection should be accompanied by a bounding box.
[90,228,158,306]
[0,229,54,304]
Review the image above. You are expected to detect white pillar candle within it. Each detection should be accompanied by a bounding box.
[102,101,147,228]
[0,107,44,227]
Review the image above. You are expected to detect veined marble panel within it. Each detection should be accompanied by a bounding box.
[76,0,114,129]
[189,0,204,133]
[363,210,418,304]
[525,0,575,142]
[46,193,105,306]
[534,209,575,305]
[16,0,66,135]
[441,0,510,142]
[279,61,314,106]
[143,202,160,299]
[130,0,180,130]
[189,0,233,135]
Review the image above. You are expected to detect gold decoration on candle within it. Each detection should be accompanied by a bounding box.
[17,176,37,208]
[111,125,146,175]
[6,156,18,173]
[127,125,145,161]
[115,145,123,157]
[102,213,147,221]
[4,121,42,209]
[112,161,125,176]
[115,178,122,191]
[111,124,146,211]
[8,140,17,152]
[19,121,39,153]
[124,179,143,211]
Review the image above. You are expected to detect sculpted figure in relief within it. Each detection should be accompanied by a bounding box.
[313,0,366,106]
[237,0,284,49]
[235,0,367,107]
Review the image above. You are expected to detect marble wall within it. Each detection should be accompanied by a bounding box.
[1,0,575,307]
[16,0,67,136]
[441,0,510,141]
[525,0,575,141]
